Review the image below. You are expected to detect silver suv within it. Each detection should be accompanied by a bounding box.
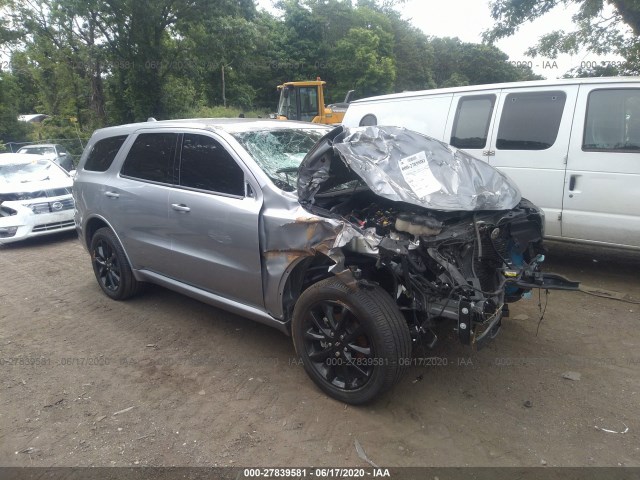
[74,119,577,404]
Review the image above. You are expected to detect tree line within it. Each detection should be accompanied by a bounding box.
[1,0,638,146]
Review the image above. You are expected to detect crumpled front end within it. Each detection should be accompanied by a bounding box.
[285,125,578,348]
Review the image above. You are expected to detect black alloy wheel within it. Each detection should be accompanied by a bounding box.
[90,227,140,300]
[302,299,375,391]
[292,277,411,404]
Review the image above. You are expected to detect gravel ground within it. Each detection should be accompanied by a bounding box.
[1,232,639,467]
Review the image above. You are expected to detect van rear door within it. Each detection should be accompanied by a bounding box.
[485,86,579,238]
[563,85,640,248]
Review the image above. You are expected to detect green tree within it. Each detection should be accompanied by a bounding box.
[331,27,396,98]
[430,37,541,88]
[0,72,30,144]
[389,17,436,91]
[484,0,640,70]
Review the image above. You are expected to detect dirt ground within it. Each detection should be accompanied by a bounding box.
[1,231,639,468]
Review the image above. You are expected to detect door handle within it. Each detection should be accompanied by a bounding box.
[568,175,579,198]
[105,191,119,199]
[171,203,191,213]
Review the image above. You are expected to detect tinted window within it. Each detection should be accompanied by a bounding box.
[179,134,244,196]
[583,89,640,152]
[121,133,177,183]
[496,91,566,150]
[84,135,128,172]
[450,95,495,149]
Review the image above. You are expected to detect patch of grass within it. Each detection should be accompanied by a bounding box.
[179,105,271,119]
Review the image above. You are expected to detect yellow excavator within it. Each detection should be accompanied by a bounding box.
[274,78,354,124]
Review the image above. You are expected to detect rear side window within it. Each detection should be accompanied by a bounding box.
[583,89,640,152]
[84,135,128,172]
[120,133,178,183]
[450,94,495,149]
[179,134,245,196]
[496,91,566,150]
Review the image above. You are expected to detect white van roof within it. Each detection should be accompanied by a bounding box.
[350,76,640,104]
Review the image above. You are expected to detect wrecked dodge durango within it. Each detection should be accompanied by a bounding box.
[74,120,577,404]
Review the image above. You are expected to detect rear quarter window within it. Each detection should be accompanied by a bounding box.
[84,135,128,172]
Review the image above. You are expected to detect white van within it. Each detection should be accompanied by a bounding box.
[343,77,640,250]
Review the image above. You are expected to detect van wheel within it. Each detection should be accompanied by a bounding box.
[292,277,411,404]
[90,227,140,300]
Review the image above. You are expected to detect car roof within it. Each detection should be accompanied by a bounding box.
[17,144,58,150]
[92,118,332,138]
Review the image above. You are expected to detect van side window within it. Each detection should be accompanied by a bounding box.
[583,89,640,152]
[121,133,178,183]
[85,135,128,172]
[179,134,245,196]
[450,95,495,149]
[496,91,566,150]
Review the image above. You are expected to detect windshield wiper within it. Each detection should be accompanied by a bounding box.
[275,167,299,189]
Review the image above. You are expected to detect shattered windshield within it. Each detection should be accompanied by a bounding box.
[18,146,56,156]
[0,159,69,184]
[233,128,326,191]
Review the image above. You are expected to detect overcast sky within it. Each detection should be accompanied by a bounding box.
[258,0,620,78]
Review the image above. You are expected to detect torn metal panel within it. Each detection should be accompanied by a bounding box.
[298,125,522,211]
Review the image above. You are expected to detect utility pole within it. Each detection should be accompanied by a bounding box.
[222,64,226,108]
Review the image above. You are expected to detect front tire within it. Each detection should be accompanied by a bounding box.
[292,277,411,404]
[90,227,140,300]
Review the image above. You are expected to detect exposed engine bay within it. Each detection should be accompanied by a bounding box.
[296,126,578,349]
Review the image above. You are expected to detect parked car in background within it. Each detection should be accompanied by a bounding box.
[0,153,75,244]
[17,143,75,172]
[74,119,577,404]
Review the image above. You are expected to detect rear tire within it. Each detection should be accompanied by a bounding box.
[90,227,140,300]
[292,277,411,404]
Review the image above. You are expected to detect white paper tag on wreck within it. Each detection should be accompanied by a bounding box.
[398,151,441,198]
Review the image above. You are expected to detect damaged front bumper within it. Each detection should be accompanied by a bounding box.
[0,198,75,244]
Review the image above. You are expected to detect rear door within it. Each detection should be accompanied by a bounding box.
[486,86,578,237]
[106,131,178,272]
[562,85,640,247]
[166,132,264,308]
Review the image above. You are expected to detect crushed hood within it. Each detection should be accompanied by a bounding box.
[297,126,521,212]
